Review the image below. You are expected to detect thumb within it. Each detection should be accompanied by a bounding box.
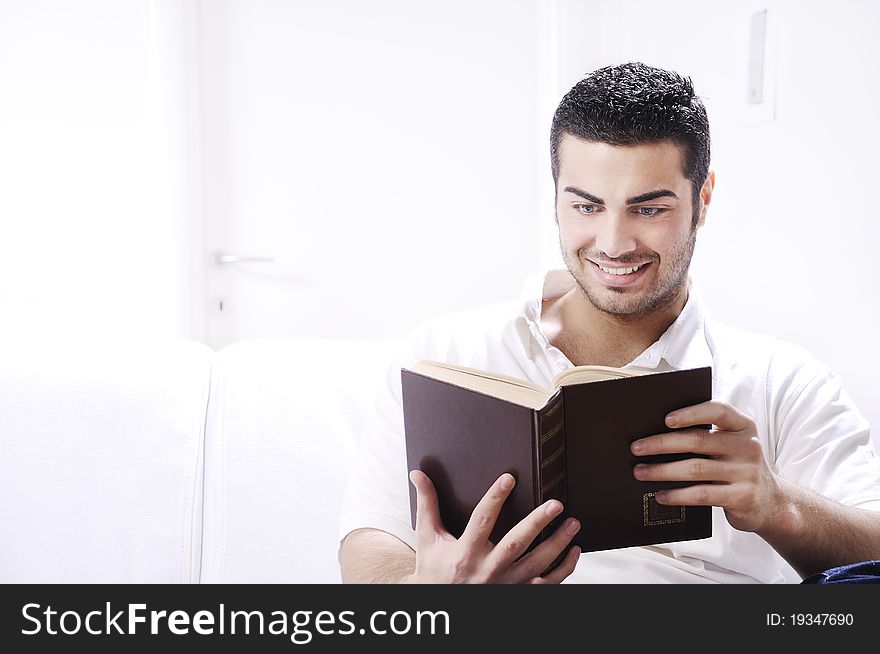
[410,469,446,543]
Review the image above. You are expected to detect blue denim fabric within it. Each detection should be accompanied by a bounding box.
[801,560,880,584]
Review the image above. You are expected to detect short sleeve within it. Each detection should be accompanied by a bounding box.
[337,331,424,549]
[771,346,880,511]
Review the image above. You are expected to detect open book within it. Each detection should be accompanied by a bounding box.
[401,361,713,553]
[407,360,645,409]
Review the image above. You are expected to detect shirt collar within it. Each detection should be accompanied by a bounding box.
[517,268,713,371]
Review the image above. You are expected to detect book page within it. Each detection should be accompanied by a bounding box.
[408,360,551,409]
[550,364,649,389]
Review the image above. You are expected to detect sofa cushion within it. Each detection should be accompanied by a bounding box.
[0,341,213,582]
[200,338,395,583]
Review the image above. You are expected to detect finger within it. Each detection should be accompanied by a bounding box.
[511,517,581,582]
[631,428,730,457]
[488,499,565,569]
[653,483,736,507]
[664,400,751,432]
[633,456,741,484]
[529,546,581,585]
[460,473,516,546]
[409,470,446,543]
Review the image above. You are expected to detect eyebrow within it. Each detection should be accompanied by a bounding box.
[626,189,679,204]
[562,186,679,205]
[562,186,604,204]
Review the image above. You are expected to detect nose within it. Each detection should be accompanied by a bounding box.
[594,212,637,259]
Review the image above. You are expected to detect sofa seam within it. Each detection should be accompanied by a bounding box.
[180,348,212,584]
[218,353,227,582]
[179,358,194,584]
[194,351,213,584]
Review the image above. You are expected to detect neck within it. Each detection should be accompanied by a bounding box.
[548,283,688,368]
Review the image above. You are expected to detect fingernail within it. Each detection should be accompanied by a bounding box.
[655,492,667,504]
[633,464,647,479]
[567,519,580,534]
[666,412,680,427]
[545,500,562,516]
[500,474,514,491]
[631,439,645,454]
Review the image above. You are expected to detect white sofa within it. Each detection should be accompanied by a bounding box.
[0,338,397,583]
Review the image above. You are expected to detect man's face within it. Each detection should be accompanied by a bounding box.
[555,135,707,320]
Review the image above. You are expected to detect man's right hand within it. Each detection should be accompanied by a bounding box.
[402,469,581,584]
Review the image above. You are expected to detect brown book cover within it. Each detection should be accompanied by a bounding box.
[401,365,713,553]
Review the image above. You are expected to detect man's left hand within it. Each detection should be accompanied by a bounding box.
[630,400,782,533]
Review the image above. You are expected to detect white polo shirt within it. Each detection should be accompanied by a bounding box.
[339,270,880,583]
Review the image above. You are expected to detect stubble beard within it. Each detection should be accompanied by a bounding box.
[561,226,697,322]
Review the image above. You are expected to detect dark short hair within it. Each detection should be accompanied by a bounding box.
[550,62,710,220]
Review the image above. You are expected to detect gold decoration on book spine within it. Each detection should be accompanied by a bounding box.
[541,470,565,495]
[543,398,563,418]
[539,422,562,444]
[541,443,565,468]
[537,391,566,520]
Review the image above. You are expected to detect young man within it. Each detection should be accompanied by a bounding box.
[338,62,880,583]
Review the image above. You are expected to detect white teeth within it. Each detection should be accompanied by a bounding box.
[599,264,642,275]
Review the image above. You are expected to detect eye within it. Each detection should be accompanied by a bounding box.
[574,204,598,215]
[635,207,663,217]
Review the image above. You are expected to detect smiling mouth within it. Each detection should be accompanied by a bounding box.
[596,263,646,275]
[590,261,652,276]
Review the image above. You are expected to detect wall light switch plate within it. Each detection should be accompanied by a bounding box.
[748,10,768,104]
[740,2,778,126]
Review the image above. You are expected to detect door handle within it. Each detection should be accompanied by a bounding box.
[212,250,276,265]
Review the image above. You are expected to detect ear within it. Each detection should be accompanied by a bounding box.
[696,170,715,228]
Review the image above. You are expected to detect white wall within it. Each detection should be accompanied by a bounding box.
[197,0,547,346]
[548,0,880,444]
[0,0,197,344]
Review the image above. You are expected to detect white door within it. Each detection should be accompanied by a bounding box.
[198,0,548,349]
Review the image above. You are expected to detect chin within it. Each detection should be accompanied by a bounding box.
[595,298,651,318]
[582,284,644,314]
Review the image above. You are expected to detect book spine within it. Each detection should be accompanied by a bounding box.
[535,391,567,543]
